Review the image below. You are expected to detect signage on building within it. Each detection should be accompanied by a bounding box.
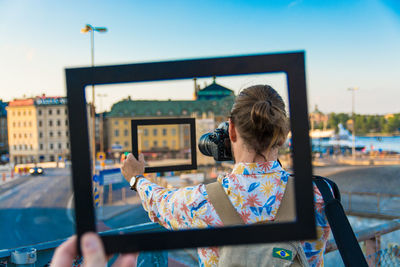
[35,97,67,106]
[111,144,123,151]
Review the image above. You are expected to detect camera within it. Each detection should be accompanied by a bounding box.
[198,121,233,161]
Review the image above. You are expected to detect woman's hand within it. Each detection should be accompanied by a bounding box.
[51,232,137,267]
[121,153,145,182]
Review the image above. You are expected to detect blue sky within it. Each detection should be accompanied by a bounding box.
[0,0,399,114]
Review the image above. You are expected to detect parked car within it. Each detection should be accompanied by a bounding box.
[29,167,44,176]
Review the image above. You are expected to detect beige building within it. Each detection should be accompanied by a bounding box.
[7,96,79,164]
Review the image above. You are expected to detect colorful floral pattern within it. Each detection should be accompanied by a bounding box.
[137,161,330,267]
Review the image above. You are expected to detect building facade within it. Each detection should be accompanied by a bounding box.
[104,82,235,165]
[0,99,8,160]
[6,96,87,164]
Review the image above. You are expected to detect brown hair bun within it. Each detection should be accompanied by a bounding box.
[230,85,289,154]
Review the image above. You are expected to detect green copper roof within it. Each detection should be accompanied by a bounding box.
[197,82,234,100]
[106,96,235,118]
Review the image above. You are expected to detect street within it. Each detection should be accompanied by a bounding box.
[1,165,399,251]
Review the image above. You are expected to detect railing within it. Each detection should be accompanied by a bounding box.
[0,223,166,267]
[1,220,399,266]
[325,219,400,266]
[341,191,400,219]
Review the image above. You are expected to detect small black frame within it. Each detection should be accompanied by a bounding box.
[65,51,316,254]
[131,118,197,173]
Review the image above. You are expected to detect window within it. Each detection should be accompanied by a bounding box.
[49,131,53,137]
[23,111,26,116]
[66,143,70,149]
[49,109,52,115]
[171,128,176,136]
[124,120,128,125]
[144,129,148,136]
[57,109,60,115]
[49,120,53,127]
[39,121,42,127]
[153,129,158,136]
[65,120,68,126]
[162,128,167,136]
[124,129,129,136]
[114,121,119,125]
[172,140,176,147]
[40,144,43,150]
[23,122,26,127]
[115,130,119,137]
[50,143,53,149]
[17,111,20,116]
[13,145,17,150]
[58,131,61,137]
[13,122,16,127]
[65,109,68,115]
[28,111,31,115]
[57,120,61,126]
[162,140,167,147]
[124,141,129,147]
[18,133,21,138]
[38,110,42,116]
[66,131,69,137]
[24,133,27,138]
[13,133,16,138]
[29,144,32,150]
[144,140,149,149]
[18,122,20,127]
[58,143,62,149]
[153,141,158,147]
[29,122,32,127]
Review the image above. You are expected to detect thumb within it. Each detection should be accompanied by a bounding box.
[81,233,106,267]
[139,154,145,164]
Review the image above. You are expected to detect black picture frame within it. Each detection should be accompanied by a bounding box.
[131,118,197,173]
[65,51,316,254]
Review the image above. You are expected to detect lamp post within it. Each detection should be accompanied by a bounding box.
[81,24,107,174]
[348,87,359,161]
[97,93,107,154]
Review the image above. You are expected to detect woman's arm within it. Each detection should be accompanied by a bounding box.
[121,153,221,230]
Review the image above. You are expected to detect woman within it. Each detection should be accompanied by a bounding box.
[122,85,330,267]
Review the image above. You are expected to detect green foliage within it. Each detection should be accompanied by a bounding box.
[324,113,400,135]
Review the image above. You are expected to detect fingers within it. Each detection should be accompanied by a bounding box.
[50,236,77,267]
[112,253,138,267]
[81,233,106,267]
[138,154,145,164]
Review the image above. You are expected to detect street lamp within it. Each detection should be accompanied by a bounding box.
[348,87,359,161]
[97,93,107,154]
[81,24,108,174]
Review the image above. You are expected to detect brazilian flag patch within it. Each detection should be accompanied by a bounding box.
[272,248,293,261]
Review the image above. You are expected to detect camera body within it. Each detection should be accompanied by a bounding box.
[198,121,233,161]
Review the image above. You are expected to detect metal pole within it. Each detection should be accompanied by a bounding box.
[352,89,356,162]
[91,29,96,175]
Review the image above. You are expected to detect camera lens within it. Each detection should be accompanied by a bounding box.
[198,133,214,157]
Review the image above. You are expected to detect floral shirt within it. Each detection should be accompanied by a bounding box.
[137,161,330,267]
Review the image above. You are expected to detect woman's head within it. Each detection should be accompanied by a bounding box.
[229,85,289,158]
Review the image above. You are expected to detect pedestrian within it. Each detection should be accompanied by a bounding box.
[122,85,330,266]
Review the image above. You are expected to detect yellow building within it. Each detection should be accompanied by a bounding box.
[7,96,92,164]
[104,82,236,166]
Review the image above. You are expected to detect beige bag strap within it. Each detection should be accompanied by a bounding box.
[206,182,244,226]
[206,176,295,226]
